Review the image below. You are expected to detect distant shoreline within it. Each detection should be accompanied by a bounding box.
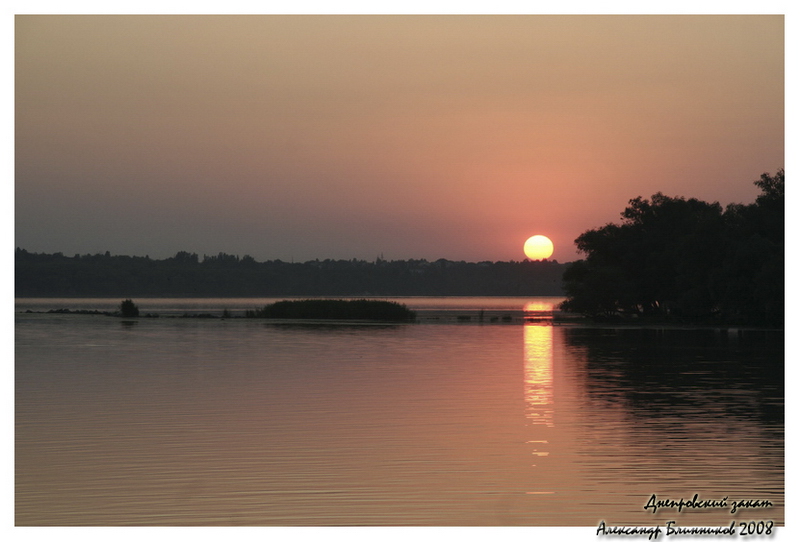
[17,307,783,332]
[16,249,568,297]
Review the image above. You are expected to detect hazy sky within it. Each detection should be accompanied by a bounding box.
[15,14,784,262]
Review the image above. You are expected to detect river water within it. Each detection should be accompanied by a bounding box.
[15,297,784,527]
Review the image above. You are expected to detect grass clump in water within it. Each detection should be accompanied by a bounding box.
[246,299,416,321]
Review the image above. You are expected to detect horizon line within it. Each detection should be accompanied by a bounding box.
[15,247,578,265]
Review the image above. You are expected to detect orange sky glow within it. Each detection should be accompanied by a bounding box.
[15,15,784,262]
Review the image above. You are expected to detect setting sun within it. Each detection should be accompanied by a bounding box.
[524,235,554,260]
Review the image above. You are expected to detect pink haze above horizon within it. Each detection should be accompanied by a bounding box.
[15,15,784,263]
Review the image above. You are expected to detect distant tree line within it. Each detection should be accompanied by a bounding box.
[561,170,784,327]
[15,250,567,297]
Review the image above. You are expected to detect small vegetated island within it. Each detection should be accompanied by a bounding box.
[245,299,416,322]
[32,298,416,322]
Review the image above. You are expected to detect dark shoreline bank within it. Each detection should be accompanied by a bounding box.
[20,307,784,332]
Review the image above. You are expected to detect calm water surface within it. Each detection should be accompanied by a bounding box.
[15,298,784,526]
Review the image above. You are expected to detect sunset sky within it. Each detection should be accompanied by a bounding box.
[14,14,784,263]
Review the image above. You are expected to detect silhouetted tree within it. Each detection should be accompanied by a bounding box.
[119,299,139,317]
[170,251,199,264]
[562,170,784,326]
[715,169,784,326]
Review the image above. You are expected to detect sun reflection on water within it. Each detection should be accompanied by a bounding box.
[523,324,554,428]
[523,300,554,313]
